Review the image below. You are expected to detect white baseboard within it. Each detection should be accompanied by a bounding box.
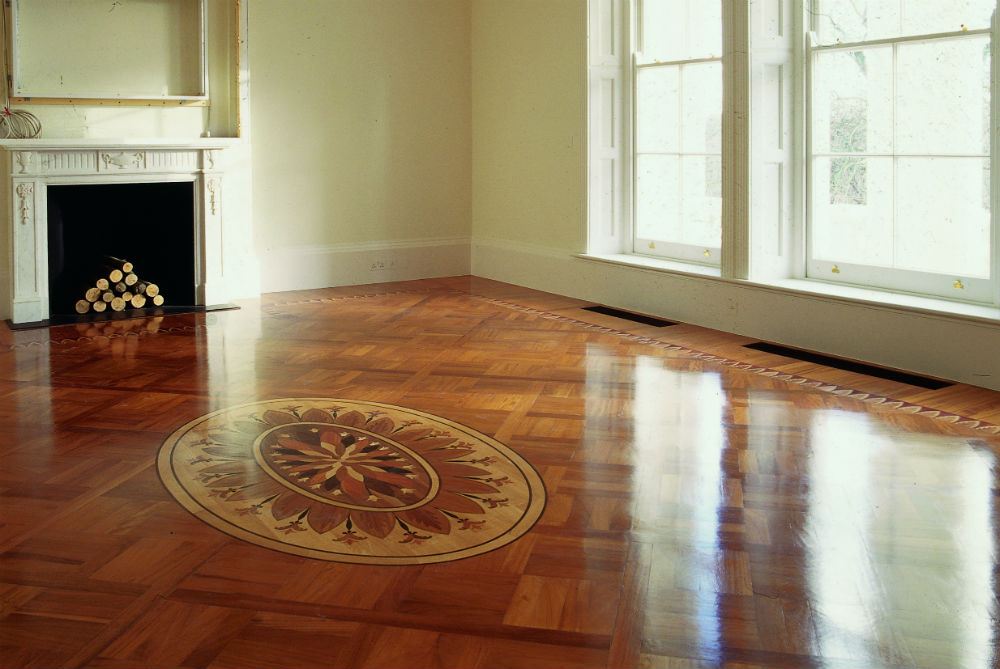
[261,237,471,293]
[471,237,1000,391]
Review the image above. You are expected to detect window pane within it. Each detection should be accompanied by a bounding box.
[813,0,995,45]
[807,1,996,297]
[641,0,684,61]
[895,157,991,276]
[687,1,722,57]
[830,157,868,205]
[901,0,996,38]
[636,66,679,153]
[636,155,680,240]
[640,0,720,62]
[812,48,892,155]
[680,155,722,247]
[812,0,900,45]
[681,61,722,154]
[811,156,894,266]
[636,155,720,249]
[895,36,990,156]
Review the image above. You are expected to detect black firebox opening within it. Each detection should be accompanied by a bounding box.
[47,182,196,316]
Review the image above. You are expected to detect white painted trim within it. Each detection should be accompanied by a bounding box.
[812,27,991,52]
[260,237,472,294]
[472,237,1000,391]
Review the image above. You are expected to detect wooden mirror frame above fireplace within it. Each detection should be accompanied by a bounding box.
[8,0,209,106]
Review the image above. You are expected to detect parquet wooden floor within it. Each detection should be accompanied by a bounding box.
[1,276,998,669]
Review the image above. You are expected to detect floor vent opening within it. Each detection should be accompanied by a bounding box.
[743,342,953,390]
[582,305,677,327]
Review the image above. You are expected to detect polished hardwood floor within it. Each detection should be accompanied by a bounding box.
[1,276,998,668]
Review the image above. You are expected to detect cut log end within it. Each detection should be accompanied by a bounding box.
[104,255,134,273]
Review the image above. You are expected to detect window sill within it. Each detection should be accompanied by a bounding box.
[575,253,1000,327]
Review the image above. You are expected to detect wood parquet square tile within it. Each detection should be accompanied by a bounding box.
[1,276,998,668]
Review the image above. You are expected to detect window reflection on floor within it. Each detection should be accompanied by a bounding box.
[807,410,996,667]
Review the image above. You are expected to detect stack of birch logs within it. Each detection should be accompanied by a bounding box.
[73,256,165,315]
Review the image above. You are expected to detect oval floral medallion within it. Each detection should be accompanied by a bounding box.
[157,398,546,564]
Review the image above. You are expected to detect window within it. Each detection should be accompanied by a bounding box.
[587,0,1000,307]
[633,1,722,265]
[806,0,998,302]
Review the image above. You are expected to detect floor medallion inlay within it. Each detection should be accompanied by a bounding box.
[158,398,546,564]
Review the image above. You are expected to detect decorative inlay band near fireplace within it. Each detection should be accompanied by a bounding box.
[1,138,252,324]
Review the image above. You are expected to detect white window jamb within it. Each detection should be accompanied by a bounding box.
[587,0,629,257]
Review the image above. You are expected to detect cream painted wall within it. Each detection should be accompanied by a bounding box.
[470,0,586,252]
[248,0,471,259]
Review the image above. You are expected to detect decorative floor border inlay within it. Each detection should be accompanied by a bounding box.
[471,296,1000,436]
[21,287,999,434]
[158,398,546,564]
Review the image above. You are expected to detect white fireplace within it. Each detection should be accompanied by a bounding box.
[1,138,256,324]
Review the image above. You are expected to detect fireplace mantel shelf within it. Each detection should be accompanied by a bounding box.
[0,137,242,151]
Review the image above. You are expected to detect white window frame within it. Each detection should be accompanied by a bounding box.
[803,5,1000,305]
[630,3,724,266]
[586,0,753,280]
[632,55,724,266]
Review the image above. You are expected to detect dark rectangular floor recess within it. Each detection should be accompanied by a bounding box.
[743,342,953,390]
[582,305,677,327]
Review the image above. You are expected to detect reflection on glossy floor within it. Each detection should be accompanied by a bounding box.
[1,276,998,669]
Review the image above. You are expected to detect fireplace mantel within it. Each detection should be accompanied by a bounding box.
[1,137,250,324]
